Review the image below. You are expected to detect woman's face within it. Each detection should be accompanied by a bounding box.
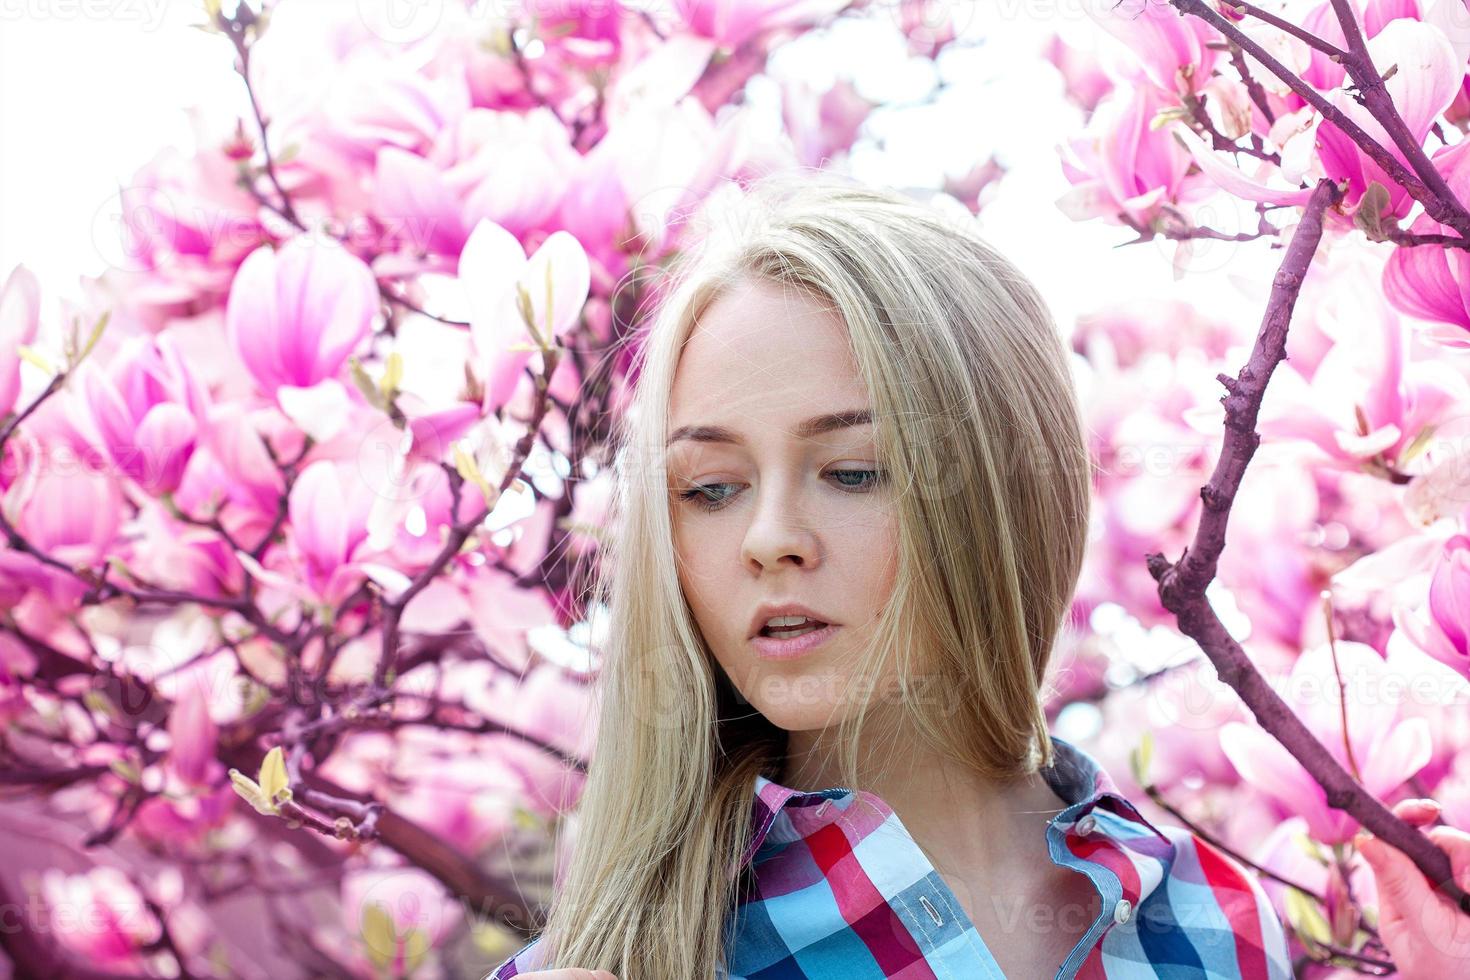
[666,277,900,732]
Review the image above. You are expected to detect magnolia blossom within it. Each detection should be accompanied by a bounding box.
[1257,246,1469,469]
[1220,641,1432,844]
[1057,82,1209,229]
[284,459,382,607]
[340,865,461,977]
[0,264,40,418]
[1383,138,1470,342]
[373,106,582,265]
[674,0,849,48]
[110,108,266,315]
[72,334,209,495]
[1396,533,1470,679]
[1316,18,1461,218]
[40,867,162,967]
[1080,0,1222,95]
[1172,17,1462,221]
[459,218,590,413]
[0,632,37,725]
[225,237,380,398]
[780,76,873,170]
[1044,33,1113,113]
[0,408,124,607]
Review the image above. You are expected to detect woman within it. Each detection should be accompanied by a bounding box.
[486,170,1293,978]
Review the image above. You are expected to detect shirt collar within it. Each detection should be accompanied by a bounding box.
[737,733,1167,873]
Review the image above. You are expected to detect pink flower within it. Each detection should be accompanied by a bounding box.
[372,108,582,264]
[111,116,266,314]
[0,264,40,418]
[523,0,626,67]
[404,402,485,467]
[0,632,37,725]
[1045,33,1114,114]
[285,459,380,607]
[1257,246,1469,468]
[1081,0,1222,95]
[674,0,848,49]
[225,237,380,398]
[166,681,220,787]
[1057,83,1206,228]
[1220,641,1432,844]
[341,866,460,977]
[459,219,589,413]
[780,76,874,170]
[40,867,161,968]
[1383,138,1470,341]
[310,53,470,171]
[0,405,124,606]
[73,335,209,495]
[1316,18,1460,219]
[1396,533,1470,679]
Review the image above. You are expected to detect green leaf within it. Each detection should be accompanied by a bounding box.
[454,441,498,509]
[349,356,385,411]
[1353,181,1395,242]
[84,689,120,722]
[1129,731,1155,786]
[1401,423,1437,465]
[258,745,290,808]
[359,901,398,970]
[1284,885,1332,952]
[228,768,274,815]
[16,344,53,375]
[108,757,142,784]
[402,926,430,975]
[1150,106,1193,131]
[380,352,404,402]
[77,311,109,364]
[1291,830,1328,866]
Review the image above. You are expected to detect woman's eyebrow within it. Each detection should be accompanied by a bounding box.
[666,409,873,447]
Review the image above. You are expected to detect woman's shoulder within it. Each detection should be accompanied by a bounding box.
[1152,823,1293,978]
[484,935,545,979]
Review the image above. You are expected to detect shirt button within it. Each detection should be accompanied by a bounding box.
[1075,813,1097,836]
[1114,899,1133,924]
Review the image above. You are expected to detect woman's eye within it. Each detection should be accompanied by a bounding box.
[677,483,738,512]
[676,469,881,513]
[828,468,881,491]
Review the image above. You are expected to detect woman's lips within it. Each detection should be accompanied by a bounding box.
[751,623,839,660]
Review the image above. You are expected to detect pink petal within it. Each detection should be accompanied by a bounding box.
[374,146,468,256]
[133,403,198,494]
[289,460,352,575]
[1360,717,1433,796]
[0,264,41,416]
[522,230,591,342]
[1172,123,1316,205]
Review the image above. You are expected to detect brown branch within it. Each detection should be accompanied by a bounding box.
[1145,177,1470,918]
[1168,0,1467,236]
[1323,0,1470,238]
[1226,1,1348,60]
[374,347,562,688]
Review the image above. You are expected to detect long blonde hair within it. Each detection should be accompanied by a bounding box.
[525,168,1092,977]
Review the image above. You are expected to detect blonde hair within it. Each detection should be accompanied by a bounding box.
[518,168,1092,977]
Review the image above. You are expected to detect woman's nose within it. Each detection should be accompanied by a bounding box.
[740,480,820,571]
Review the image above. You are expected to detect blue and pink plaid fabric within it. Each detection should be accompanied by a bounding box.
[486,735,1292,978]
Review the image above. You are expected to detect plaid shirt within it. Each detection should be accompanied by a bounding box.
[486,735,1292,978]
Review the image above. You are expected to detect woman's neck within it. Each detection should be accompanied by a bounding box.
[781,728,1071,883]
